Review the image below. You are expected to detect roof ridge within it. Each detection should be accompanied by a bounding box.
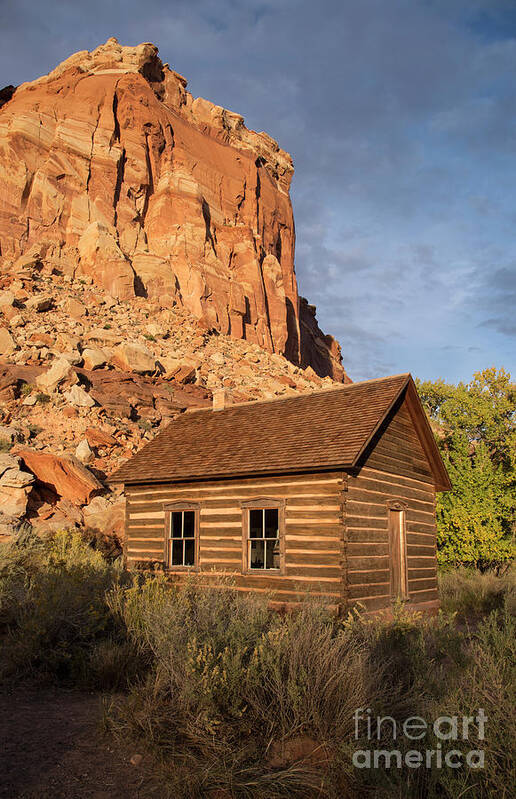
[184,373,412,415]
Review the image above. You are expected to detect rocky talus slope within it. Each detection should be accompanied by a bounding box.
[0,259,342,544]
[0,37,346,381]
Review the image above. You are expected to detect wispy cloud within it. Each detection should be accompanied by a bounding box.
[1,0,515,381]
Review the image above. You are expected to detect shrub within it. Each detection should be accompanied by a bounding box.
[35,392,50,405]
[107,578,391,798]
[0,530,127,684]
[0,439,11,452]
[439,566,516,619]
[435,611,516,799]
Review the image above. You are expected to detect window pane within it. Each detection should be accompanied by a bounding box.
[171,539,183,565]
[184,538,195,566]
[249,509,263,539]
[264,508,279,537]
[171,512,182,538]
[183,511,195,538]
[265,539,280,569]
[250,539,265,569]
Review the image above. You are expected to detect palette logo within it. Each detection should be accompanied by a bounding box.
[352,708,486,770]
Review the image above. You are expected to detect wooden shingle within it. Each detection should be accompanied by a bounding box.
[110,373,446,485]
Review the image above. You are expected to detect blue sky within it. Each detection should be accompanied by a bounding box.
[2,0,515,382]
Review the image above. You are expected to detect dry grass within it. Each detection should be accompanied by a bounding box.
[0,533,514,797]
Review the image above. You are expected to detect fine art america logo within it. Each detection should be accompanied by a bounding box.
[352,708,486,770]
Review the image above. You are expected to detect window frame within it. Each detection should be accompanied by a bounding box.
[241,498,286,575]
[386,500,409,601]
[163,502,200,570]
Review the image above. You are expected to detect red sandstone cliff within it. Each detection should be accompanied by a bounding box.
[0,38,347,380]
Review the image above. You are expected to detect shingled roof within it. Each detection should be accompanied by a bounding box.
[109,373,451,489]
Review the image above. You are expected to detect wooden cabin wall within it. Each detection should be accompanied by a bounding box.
[345,397,439,612]
[125,471,346,611]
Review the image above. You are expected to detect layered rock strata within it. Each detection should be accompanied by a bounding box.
[0,38,347,380]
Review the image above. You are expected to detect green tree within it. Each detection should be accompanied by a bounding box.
[417,368,516,569]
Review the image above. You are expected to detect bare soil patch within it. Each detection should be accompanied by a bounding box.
[0,688,163,799]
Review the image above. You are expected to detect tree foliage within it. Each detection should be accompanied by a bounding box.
[416,368,516,568]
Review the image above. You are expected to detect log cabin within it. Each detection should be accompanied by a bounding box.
[109,374,451,614]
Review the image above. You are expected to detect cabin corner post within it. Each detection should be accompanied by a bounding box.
[122,485,129,571]
[339,472,349,614]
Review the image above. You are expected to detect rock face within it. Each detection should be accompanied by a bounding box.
[0,37,346,381]
[15,448,103,506]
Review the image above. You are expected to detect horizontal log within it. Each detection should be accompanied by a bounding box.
[407,567,436,579]
[408,587,439,603]
[406,544,436,557]
[363,453,433,484]
[286,539,341,552]
[286,501,342,511]
[347,555,390,571]
[201,560,241,570]
[346,529,388,544]
[345,517,387,530]
[348,475,434,503]
[347,595,391,611]
[189,572,342,593]
[406,532,435,545]
[285,524,343,536]
[407,577,438,592]
[200,510,242,521]
[348,582,391,599]
[127,477,344,498]
[359,465,435,490]
[285,514,342,524]
[201,546,241,558]
[406,556,437,569]
[347,542,389,556]
[201,521,242,529]
[284,551,340,566]
[347,486,434,512]
[285,565,342,579]
[347,569,390,585]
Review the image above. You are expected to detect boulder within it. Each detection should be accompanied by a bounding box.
[15,447,103,505]
[111,342,156,375]
[0,291,15,308]
[0,425,23,444]
[0,327,16,356]
[63,384,96,407]
[84,427,117,449]
[35,358,78,392]
[63,297,86,318]
[0,486,31,517]
[173,363,197,384]
[0,454,35,516]
[82,347,108,370]
[25,295,53,312]
[76,438,94,464]
[83,494,125,538]
[157,356,181,377]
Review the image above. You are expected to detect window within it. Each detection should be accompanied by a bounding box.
[388,505,408,600]
[241,500,285,573]
[165,506,198,568]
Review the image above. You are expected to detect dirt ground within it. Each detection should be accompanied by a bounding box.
[0,688,164,798]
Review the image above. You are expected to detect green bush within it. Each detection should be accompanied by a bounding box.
[0,530,130,684]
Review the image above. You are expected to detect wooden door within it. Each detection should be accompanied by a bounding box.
[388,507,408,600]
